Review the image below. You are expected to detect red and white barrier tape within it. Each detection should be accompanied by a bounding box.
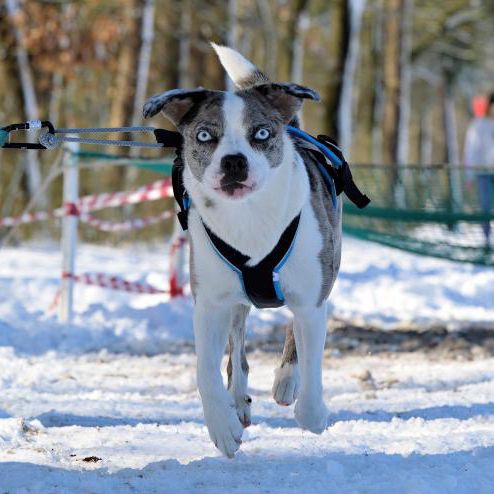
[49,271,168,312]
[62,272,167,294]
[0,179,173,228]
[79,210,174,232]
[77,179,173,213]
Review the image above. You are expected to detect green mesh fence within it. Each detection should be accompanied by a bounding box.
[344,165,494,266]
[72,152,494,265]
[74,150,174,175]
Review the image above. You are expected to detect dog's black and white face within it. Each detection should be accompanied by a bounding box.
[143,84,318,200]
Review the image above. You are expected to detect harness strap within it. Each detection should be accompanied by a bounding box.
[316,134,370,209]
[203,213,301,309]
[154,128,190,229]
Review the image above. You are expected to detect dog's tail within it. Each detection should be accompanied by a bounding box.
[211,43,270,90]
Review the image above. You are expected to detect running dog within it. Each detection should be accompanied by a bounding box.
[143,44,341,457]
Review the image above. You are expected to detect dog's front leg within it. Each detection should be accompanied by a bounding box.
[194,300,244,458]
[291,304,329,433]
[227,304,252,428]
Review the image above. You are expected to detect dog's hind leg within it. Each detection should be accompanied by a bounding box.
[227,304,252,427]
[272,323,300,406]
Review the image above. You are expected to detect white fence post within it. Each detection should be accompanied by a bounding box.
[59,140,79,323]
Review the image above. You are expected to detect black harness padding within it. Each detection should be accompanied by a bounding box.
[203,214,301,309]
[316,134,370,209]
[171,152,189,230]
[154,129,190,229]
[154,128,183,149]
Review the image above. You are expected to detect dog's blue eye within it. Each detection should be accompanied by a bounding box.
[197,130,212,142]
[254,128,270,141]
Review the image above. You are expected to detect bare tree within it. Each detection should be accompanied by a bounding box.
[226,0,238,91]
[177,0,192,88]
[289,0,310,84]
[382,0,403,166]
[370,0,384,164]
[338,0,367,157]
[324,0,349,140]
[256,0,278,78]
[285,0,309,82]
[131,0,155,128]
[109,0,141,139]
[441,70,460,165]
[6,0,47,207]
[396,0,413,165]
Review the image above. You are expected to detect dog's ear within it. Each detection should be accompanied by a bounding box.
[143,88,215,126]
[253,83,320,123]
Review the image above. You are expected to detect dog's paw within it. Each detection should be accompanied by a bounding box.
[234,394,252,428]
[272,363,299,406]
[203,398,244,458]
[294,397,329,434]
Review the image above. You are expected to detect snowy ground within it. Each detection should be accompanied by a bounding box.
[0,237,494,493]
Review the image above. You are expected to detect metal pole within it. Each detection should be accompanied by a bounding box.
[59,139,79,323]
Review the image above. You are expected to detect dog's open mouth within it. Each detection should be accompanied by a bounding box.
[216,180,254,198]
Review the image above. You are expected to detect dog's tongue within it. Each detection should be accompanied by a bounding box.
[220,181,251,198]
[221,181,244,196]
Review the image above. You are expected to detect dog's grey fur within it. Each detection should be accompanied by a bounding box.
[299,147,342,305]
[226,305,250,389]
[238,90,285,168]
[180,94,225,180]
[280,324,298,366]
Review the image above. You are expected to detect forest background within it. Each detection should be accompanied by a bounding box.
[1,0,493,239]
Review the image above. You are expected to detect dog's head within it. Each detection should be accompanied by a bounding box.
[144,43,319,200]
[143,49,319,201]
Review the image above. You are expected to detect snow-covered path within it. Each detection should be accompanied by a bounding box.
[0,237,494,492]
[1,350,494,493]
[0,237,493,358]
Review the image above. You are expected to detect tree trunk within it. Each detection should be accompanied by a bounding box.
[290,3,310,84]
[370,0,384,164]
[286,0,309,81]
[338,0,367,158]
[396,0,414,165]
[442,76,460,165]
[226,0,238,91]
[127,0,156,178]
[324,0,350,140]
[419,105,433,165]
[177,0,192,88]
[256,0,277,78]
[382,0,402,166]
[6,0,47,207]
[131,0,155,127]
[48,72,64,125]
[441,73,463,214]
[109,0,140,157]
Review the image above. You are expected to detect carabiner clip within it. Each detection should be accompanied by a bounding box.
[1,120,55,150]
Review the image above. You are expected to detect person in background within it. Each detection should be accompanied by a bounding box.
[464,93,494,247]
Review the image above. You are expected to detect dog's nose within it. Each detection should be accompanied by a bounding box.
[220,153,248,182]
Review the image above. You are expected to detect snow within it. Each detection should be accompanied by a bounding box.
[1,350,494,493]
[0,236,494,492]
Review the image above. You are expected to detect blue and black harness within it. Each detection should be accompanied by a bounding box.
[157,126,370,309]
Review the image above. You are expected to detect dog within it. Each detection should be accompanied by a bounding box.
[143,44,342,458]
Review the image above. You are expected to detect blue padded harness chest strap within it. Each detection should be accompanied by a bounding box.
[202,214,301,309]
